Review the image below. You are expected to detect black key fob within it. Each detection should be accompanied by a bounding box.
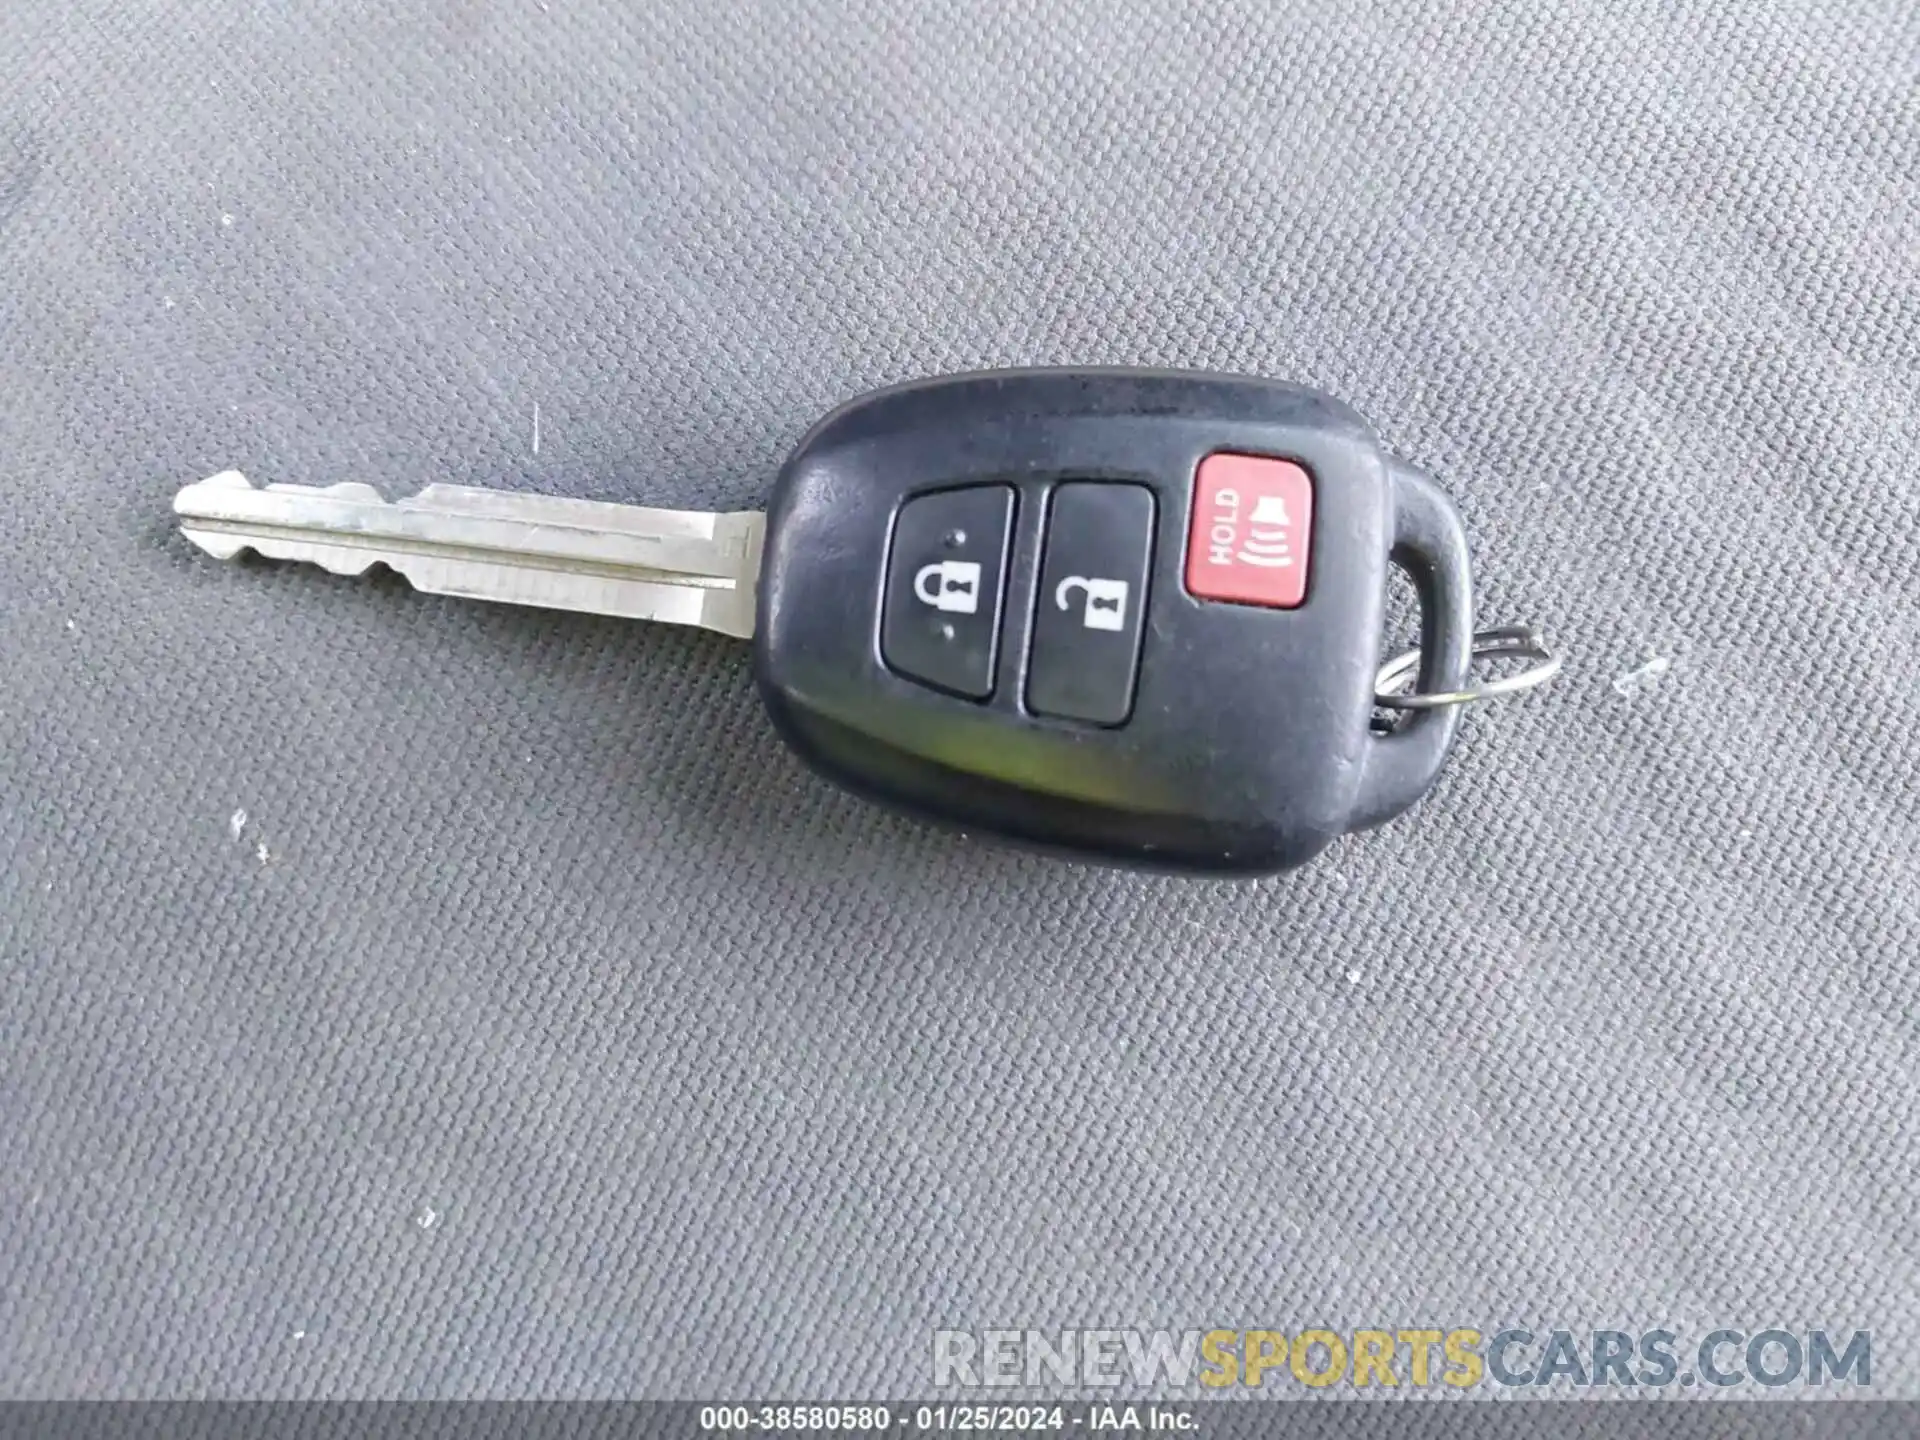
[754,368,1472,876]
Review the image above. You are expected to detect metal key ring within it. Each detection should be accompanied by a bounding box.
[1374,624,1562,710]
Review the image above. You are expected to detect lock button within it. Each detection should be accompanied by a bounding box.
[1027,483,1155,726]
[881,485,1015,699]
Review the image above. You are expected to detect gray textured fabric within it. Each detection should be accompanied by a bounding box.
[3,0,1917,1402]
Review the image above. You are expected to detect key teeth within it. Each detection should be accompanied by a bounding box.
[306,547,383,577]
[179,526,251,561]
[302,481,388,504]
[168,470,765,638]
[181,525,387,575]
[175,470,257,513]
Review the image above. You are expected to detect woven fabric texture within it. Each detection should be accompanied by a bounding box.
[2,0,1916,1400]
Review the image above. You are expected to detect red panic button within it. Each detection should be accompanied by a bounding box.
[1184,453,1315,609]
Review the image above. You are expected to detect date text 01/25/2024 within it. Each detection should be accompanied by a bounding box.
[697,1404,1196,1433]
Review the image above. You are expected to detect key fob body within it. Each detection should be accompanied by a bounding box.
[754,368,1472,876]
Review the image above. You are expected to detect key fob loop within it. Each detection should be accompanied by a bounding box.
[1351,460,1474,830]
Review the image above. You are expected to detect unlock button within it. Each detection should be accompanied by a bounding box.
[1028,484,1156,726]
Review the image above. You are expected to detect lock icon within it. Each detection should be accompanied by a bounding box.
[913,560,982,614]
[1054,575,1129,632]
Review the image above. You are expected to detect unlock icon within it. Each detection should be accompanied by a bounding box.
[1054,575,1129,632]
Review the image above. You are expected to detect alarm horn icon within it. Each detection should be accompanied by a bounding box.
[1238,495,1296,569]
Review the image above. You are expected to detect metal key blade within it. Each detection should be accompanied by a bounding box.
[174,471,765,639]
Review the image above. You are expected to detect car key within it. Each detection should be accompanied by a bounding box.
[174,367,1556,876]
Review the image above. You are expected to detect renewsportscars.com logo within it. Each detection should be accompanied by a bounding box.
[932,1328,1872,1392]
